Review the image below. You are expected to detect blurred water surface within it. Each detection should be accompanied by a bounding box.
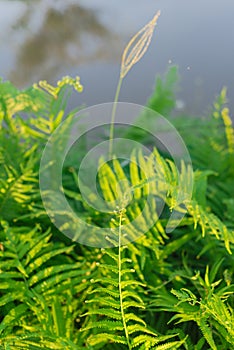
[0,0,234,114]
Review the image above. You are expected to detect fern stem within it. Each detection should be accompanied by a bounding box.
[118,209,132,350]
[108,77,123,158]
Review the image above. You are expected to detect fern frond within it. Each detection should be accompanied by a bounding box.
[0,221,91,348]
[151,338,186,350]
[188,200,233,254]
[131,333,179,348]
[221,107,234,155]
[147,65,179,116]
[198,318,217,350]
[0,150,39,221]
[87,333,127,346]
[81,202,181,348]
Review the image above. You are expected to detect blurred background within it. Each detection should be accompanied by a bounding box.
[0,0,234,115]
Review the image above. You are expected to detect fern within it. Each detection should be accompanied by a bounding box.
[187,200,234,254]
[151,260,234,349]
[147,65,179,116]
[0,76,83,137]
[96,150,233,254]
[0,221,93,349]
[0,144,39,221]
[0,71,234,349]
[81,207,182,349]
[76,150,196,348]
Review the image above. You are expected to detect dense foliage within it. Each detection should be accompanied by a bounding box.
[0,68,233,349]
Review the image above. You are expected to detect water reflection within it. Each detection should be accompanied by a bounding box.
[0,0,233,114]
[9,3,121,86]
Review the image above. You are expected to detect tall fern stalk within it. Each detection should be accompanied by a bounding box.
[108,11,160,158]
[108,78,123,157]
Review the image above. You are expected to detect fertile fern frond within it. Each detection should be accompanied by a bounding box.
[0,80,48,133]
[174,87,234,176]
[0,76,83,140]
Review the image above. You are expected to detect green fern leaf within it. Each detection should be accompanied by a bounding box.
[198,318,217,350]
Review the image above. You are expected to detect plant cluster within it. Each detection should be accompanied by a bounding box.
[0,66,233,349]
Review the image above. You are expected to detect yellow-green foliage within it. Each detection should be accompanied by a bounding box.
[0,70,233,349]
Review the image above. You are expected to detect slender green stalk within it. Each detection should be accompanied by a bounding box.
[108,11,160,159]
[108,77,123,158]
[118,209,131,350]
